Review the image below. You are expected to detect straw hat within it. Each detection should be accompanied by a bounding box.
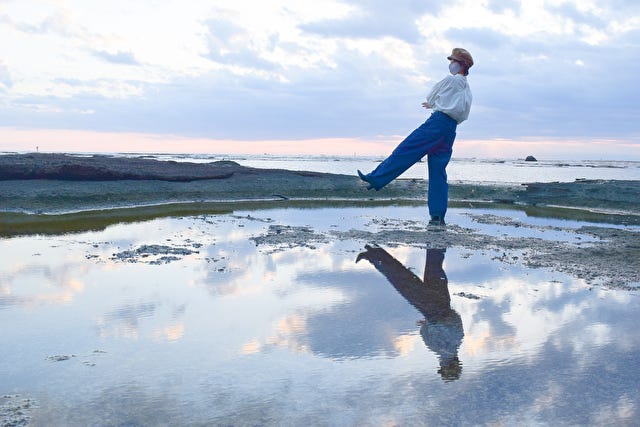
[447,48,474,69]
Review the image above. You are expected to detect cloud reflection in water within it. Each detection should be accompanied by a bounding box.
[1,210,639,425]
[357,245,463,381]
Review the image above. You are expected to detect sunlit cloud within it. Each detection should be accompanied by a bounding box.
[266,313,310,354]
[0,256,88,309]
[154,322,185,342]
[393,334,418,357]
[461,322,494,357]
[96,301,157,340]
[455,275,601,365]
[240,338,262,355]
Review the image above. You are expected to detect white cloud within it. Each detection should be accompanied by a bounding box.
[0,59,11,90]
[92,50,140,65]
[299,0,439,43]
[0,0,638,154]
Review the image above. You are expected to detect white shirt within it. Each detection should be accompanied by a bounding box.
[426,74,472,124]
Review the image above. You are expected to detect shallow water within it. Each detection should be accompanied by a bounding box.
[1,207,639,426]
[10,151,638,184]
[231,156,640,184]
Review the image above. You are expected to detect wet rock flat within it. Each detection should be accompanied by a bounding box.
[0,153,423,209]
[0,153,255,181]
[0,153,638,233]
[0,152,346,182]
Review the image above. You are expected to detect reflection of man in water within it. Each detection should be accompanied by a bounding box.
[356,245,463,381]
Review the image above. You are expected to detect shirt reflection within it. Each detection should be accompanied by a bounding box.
[356,245,463,381]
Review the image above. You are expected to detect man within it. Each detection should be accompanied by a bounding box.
[358,48,474,227]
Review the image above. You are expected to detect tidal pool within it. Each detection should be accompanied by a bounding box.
[1,207,638,426]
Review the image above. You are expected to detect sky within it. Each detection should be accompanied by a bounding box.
[0,0,639,159]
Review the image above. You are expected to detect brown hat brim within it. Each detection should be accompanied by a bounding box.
[447,48,474,68]
[447,55,467,65]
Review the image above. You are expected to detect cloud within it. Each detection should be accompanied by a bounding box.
[437,3,640,141]
[0,60,11,90]
[92,50,140,65]
[1,9,75,36]
[0,1,638,155]
[547,2,607,28]
[300,0,444,43]
[97,301,158,338]
[486,0,521,14]
[203,16,280,73]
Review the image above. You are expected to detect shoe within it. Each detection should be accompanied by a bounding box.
[355,244,378,263]
[428,216,446,228]
[357,170,375,190]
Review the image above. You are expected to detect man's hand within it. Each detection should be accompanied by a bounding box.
[422,102,431,109]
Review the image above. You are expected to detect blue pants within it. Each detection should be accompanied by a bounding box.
[364,111,457,218]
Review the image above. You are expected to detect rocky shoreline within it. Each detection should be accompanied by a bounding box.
[0,153,638,231]
[0,152,319,181]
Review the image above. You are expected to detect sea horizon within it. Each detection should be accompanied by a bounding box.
[3,150,637,185]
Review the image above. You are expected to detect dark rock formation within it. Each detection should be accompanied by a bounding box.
[0,153,244,181]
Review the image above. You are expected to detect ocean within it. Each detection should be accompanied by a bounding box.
[2,151,638,184]
[106,153,640,184]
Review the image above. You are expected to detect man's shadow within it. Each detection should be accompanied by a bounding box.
[356,245,464,381]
